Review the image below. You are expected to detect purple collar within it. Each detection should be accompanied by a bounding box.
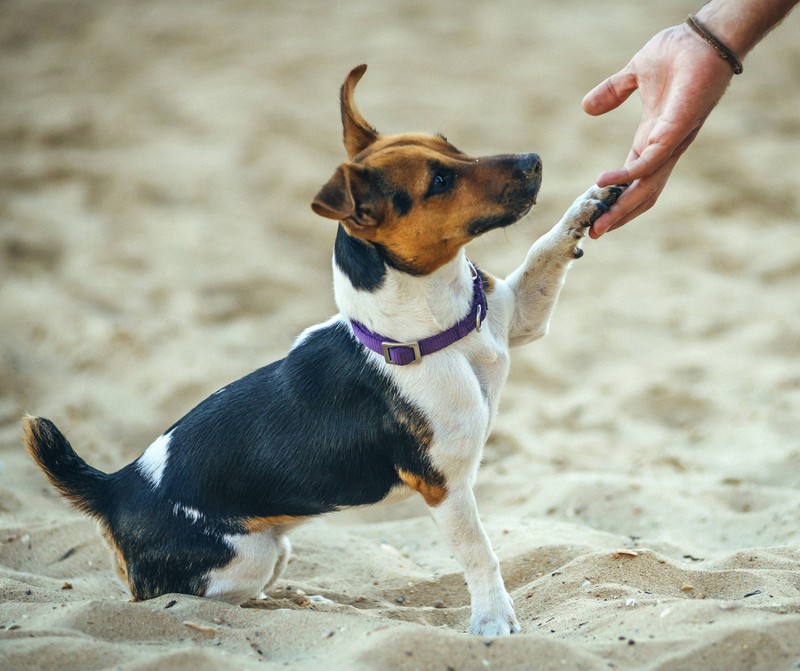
[349,263,487,365]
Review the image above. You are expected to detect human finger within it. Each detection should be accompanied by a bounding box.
[589,183,660,236]
[582,68,639,116]
[588,195,655,238]
[588,175,665,237]
[589,154,680,237]
[596,133,679,188]
[596,167,634,188]
[605,193,660,231]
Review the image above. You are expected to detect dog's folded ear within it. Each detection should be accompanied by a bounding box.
[340,64,380,159]
[313,65,385,231]
[311,163,383,230]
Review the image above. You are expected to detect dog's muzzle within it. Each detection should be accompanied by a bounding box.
[514,153,542,203]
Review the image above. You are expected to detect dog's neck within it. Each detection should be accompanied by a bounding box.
[332,225,474,343]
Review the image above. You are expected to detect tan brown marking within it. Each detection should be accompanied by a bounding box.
[390,396,434,449]
[397,469,447,507]
[313,66,540,276]
[341,64,379,159]
[22,416,51,478]
[314,142,537,275]
[478,269,496,294]
[243,515,306,533]
[22,416,43,467]
[99,524,130,586]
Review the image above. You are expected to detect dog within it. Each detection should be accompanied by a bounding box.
[23,64,622,636]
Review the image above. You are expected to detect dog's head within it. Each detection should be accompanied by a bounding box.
[312,64,541,276]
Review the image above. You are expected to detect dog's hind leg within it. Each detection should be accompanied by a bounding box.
[263,535,291,591]
[428,486,520,636]
[204,531,282,604]
[505,185,625,347]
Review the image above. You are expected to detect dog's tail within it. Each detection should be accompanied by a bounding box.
[23,415,111,520]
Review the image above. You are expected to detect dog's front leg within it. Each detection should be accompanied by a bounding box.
[429,486,519,636]
[505,185,624,347]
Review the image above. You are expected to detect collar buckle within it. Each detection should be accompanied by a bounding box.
[381,341,421,365]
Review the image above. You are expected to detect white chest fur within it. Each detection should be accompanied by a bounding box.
[333,251,515,483]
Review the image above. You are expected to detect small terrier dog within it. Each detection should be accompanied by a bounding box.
[24,65,622,636]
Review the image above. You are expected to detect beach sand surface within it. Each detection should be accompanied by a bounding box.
[2,1,800,669]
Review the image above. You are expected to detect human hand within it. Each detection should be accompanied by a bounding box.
[582,23,734,237]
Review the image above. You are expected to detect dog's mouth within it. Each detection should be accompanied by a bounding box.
[467,200,537,236]
[468,213,522,237]
[467,172,541,237]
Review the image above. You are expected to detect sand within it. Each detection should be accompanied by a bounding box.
[2,1,800,669]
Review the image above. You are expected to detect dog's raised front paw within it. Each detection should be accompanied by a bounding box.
[587,183,625,223]
[565,184,627,258]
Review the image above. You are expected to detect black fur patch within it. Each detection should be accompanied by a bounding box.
[391,190,413,216]
[335,223,424,283]
[154,321,437,518]
[333,225,386,291]
[105,479,237,600]
[101,320,440,599]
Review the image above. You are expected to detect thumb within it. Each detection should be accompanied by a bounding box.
[582,68,638,116]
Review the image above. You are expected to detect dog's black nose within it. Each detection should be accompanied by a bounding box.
[516,153,542,178]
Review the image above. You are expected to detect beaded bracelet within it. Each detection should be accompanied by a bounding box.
[686,15,744,75]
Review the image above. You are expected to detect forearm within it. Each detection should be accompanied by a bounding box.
[694,0,798,57]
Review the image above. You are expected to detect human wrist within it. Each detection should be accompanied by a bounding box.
[693,3,753,57]
[676,19,739,80]
[685,15,744,74]
[694,0,798,58]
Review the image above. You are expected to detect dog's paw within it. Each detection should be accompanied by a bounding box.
[564,184,627,258]
[469,611,521,637]
[468,593,521,636]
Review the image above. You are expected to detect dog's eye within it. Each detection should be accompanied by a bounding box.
[427,169,455,198]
